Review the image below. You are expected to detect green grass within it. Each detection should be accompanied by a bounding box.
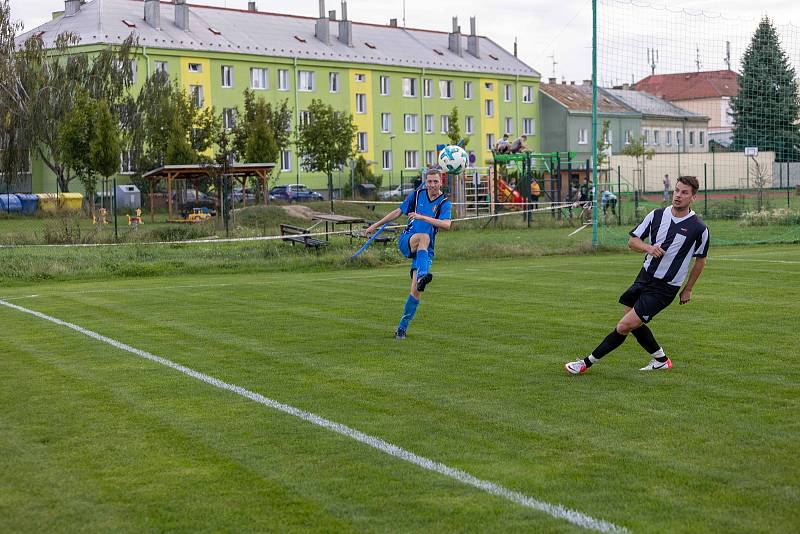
[1,245,798,532]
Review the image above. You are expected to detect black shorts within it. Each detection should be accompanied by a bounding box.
[619,269,680,323]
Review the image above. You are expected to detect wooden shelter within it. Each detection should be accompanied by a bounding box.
[141,163,276,222]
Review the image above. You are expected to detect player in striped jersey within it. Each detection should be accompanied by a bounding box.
[566,176,709,374]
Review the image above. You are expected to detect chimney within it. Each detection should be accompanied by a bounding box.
[389,18,398,28]
[548,77,556,84]
[513,38,518,57]
[583,79,592,86]
[64,0,80,16]
[467,16,480,58]
[622,83,630,90]
[448,17,462,56]
[174,0,189,31]
[144,0,161,29]
[248,1,257,12]
[561,80,567,85]
[315,0,330,44]
[338,1,353,47]
[328,10,336,21]
[570,81,575,85]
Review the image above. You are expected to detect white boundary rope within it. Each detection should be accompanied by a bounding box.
[0,297,628,534]
[0,202,584,249]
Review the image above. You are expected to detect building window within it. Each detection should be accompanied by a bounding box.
[441,115,450,134]
[382,150,392,170]
[357,132,368,152]
[699,131,705,146]
[642,129,649,145]
[423,78,433,98]
[355,73,366,82]
[355,93,367,114]
[404,114,418,133]
[666,130,672,145]
[154,61,168,74]
[222,108,236,130]
[604,129,613,145]
[425,150,436,166]
[485,99,494,117]
[381,113,391,133]
[280,150,292,171]
[403,77,417,97]
[380,75,390,95]
[329,72,339,93]
[278,69,289,91]
[522,85,534,103]
[464,81,473,100]
[299,110,311,127]
[504,83,512,102]
[250,67,268,90]
[425,114,434,134]
[404,150,419,169]
[298,70,315,92]
[465,115,474,135]
[689,131,695,146]
[653,130,660,145]
[523,118,534,135]
[188,62,202,73]
[221,65,233,88]
[504,117,513,135]
[439,80,453,99]
[676,130,682,146]
[625,129,633,144]
[189,85,204,108]
[578,128,588,144]
[484,82,494,90]
[486,133,496,151]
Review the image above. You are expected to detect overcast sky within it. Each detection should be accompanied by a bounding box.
[10,0,800,82]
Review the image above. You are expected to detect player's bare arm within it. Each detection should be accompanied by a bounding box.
[365,208,402,235]
[628,236,664,257]
[679,257,707,305]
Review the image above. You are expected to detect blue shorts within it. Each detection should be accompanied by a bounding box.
[398,232,433,275]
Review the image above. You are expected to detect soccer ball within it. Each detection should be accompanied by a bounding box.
[438,145,468,174]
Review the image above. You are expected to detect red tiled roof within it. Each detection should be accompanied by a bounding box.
[634,70,739,101]
[539,83,635,114]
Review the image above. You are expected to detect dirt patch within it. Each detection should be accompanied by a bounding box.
[281,204,317,220]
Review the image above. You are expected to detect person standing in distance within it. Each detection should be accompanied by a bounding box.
[565,175,709,374]
[364,168,452,339]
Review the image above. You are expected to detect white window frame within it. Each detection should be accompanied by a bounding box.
[154,61,168,74]
[689,131,695,146]
[222,108,237,130]
[699,131,705,146]
[355,73,366,83]
[357,132,368,152]
[221,65,234,88]
[486,133,496,151]
[666,130,672,146]
[485,99,494,117]
[329,72,339,93]
[625,129,633,145]
[439,79,453,99]
[189,85,204,108]
[278,69,289,91]
[250,67,268,90]
[465,116,474,135]
[464,81,473,100]
[522,85,534,103]
[423,78,433,98]
[382,150,392,170]
[404,114,418,133]
[355,93,367,114]
[381,113,391,133]
[642,129,649,145]
[504,117,513,135]
[676,130,683,146]
[653,130,660,145]
[504,83,512,102]
[298,70,315,92]
[402,77,417,97]
[425,150,436,166]
[523,118,534,136]
[578,128,588,145]
[188,62,202,73]
[424,114,434,134]
[379,75,390,96]
[441,114,450,134]
[404,150,419,169]
[280,150,292,172]
[299,110,311,128]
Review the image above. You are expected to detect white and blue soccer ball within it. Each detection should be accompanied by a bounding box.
[438,145,468,174]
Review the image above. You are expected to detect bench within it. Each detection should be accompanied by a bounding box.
[280,224,327,250]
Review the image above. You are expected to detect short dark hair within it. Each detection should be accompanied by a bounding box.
[677,175,699,194]
[426,167,442,178]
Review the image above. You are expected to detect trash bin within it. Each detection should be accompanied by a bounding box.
[357,183,377,200]
[15,194,38,215]
[116,184,141,210]
[37,192,83,213]
[0,193,22,213]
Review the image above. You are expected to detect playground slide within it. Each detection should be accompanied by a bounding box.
[496,178,524,208]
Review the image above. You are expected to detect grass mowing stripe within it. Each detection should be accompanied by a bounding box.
[0,297,627,534]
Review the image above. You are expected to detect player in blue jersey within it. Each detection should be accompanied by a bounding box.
[364,168,452,339]
[565,175,709,374]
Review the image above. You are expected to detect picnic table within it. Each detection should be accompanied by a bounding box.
[311,213,365,242]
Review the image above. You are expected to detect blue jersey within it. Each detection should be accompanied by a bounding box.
[399,188,452,254]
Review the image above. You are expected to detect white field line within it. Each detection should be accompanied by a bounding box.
[0,298,626,534]
[715,257,800,265]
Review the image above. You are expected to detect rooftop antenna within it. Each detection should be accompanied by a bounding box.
[724,41,731,70]
[547,51,557,78]
[695,44,702,72]
[402,0,406,28]
[647,48,658,75]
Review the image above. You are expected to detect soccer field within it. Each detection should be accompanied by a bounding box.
[1,245,798,533]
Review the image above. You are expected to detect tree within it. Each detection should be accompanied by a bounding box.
[244,99,279,203]
[621,136,655,194]
[165,113,196,165]
[232,90,291,176]
[90,99,121,215]
[58,91,98,211]
[446,106,468,147]
[730,17,800,162]
[344,155,382,198]
[296,99,357,212]
[596,120,612,169]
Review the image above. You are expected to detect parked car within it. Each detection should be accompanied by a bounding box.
[379,185,416,200]
[228,188,255,203]
[269,184,324,202]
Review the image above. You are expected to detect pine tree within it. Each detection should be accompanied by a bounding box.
[730,17,800,162]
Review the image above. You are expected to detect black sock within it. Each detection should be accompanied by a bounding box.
[631,325,660,354]
[585,329,628,366]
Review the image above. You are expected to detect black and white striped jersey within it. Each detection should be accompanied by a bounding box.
[629,208,710,286]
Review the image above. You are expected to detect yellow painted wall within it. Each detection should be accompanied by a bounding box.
[349,68,374,163]
[480,78,500,157]
[180,57,212,109]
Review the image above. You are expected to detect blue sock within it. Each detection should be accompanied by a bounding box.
[398,295,419,332]
[415,249,430,277]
